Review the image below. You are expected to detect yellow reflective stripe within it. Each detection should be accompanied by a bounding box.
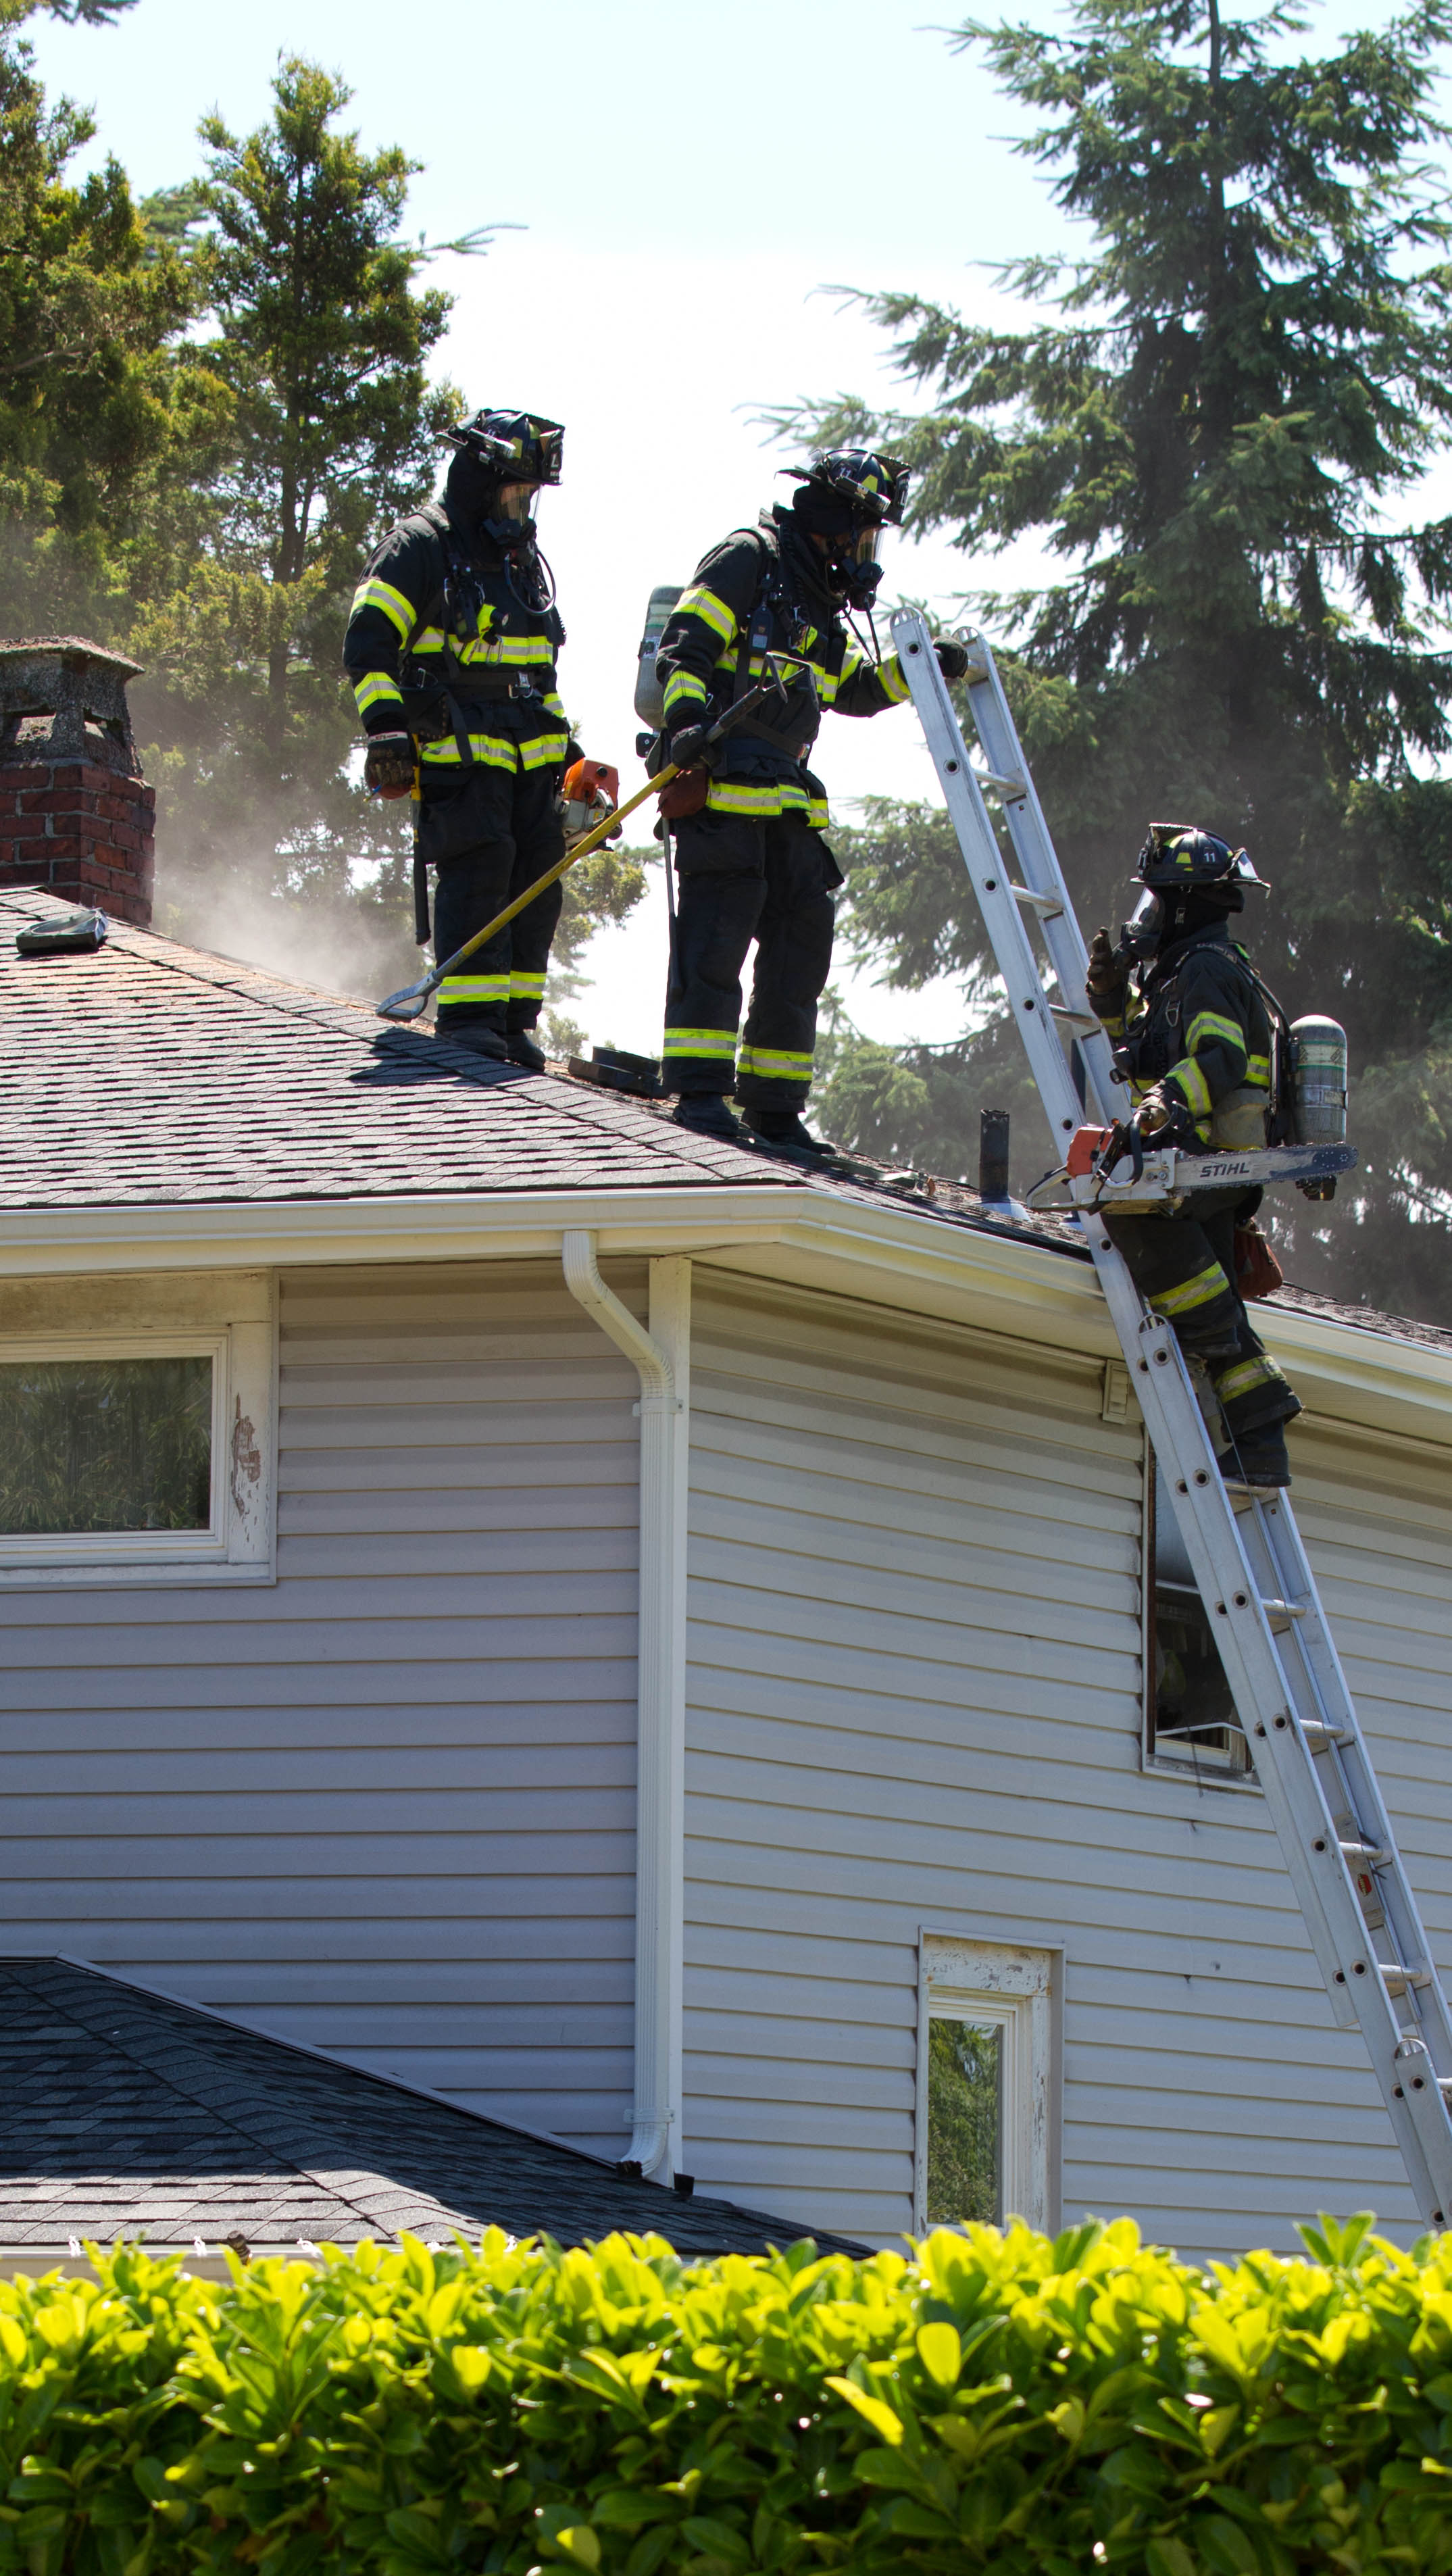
[354,672,403,715]
[1186,1009,1247,1056]
[459,635,555,667]
[738,1046,814,1078]
[1245,1055,1270,1085]
[351,576,416,641]
[705,780,786,815]
[664,670,708,716]
[438,975,511,1001]
[878,655,911,703]
[676,584,737,648]
[509,971,546,997]
[518,731,570,769]
[420,735,517,769]
[1151,1261,1230,1318]
[415,626,446,651]
[542,693,567,719]
[1167,1055,1213,1120]
[1214,1356,1284,1404]
[662,1027,738,1058]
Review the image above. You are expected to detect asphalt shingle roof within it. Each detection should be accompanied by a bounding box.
[0,893,803,1209]
[2,890,1447,1357]
[0,1960,868,2260]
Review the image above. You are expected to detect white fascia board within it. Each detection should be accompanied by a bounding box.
[1,1181,1447,1445]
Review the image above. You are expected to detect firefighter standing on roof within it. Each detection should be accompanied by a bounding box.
[343,409,606,1069]
[653,450,969,1160]
[1086,822,1303,1487]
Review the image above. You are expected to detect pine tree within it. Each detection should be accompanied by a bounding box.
[795,0,1452,1321]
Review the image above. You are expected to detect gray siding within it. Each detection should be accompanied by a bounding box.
[0,1260,642,2156]
[682,1274,1449,2254]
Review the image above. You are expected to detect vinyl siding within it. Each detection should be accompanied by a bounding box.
[0,1260,642,2156]
[682,1273,1451,2256]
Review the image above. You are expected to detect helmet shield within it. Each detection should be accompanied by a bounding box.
[491,482,539,527]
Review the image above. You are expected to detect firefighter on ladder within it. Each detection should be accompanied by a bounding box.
[1086,822,1303,1487]
[653,450,969,1160]
[344,408,609,1068]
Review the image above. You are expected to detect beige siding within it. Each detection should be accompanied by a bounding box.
[0,1260,641,2156]
[682,1274,1446,2255]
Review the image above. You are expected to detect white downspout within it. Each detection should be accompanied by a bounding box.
[561,1233,689,2181]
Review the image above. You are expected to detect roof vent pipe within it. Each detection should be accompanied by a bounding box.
[978,1108,1011,1203]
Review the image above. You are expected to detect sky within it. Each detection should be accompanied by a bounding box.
[26,0,1436,1054]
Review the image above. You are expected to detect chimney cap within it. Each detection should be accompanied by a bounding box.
[0,636,144,683]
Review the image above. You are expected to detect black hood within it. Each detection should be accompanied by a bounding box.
[768,503,840,616]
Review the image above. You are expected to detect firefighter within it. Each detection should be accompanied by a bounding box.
[344,409,601,1067]
[653,450,968,1158]
[1086,822,1302,1487]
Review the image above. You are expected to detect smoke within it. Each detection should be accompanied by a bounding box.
[157,842,417,1002]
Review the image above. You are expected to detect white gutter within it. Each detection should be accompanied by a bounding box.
[561,1232,689,2181]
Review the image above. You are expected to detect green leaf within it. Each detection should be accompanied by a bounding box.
[822,2377,903,2446]
[915,2323,961,2389]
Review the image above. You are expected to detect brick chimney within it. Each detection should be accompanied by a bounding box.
[0,637,155,927]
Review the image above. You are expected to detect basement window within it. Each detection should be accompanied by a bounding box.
[1145,1454,1251,1779]
[917,1936,1057,2232]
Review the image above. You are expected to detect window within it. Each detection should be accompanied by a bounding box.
[917,1935,1057,2232]
[0,1274,276,1585]
[0,1356,214,1534]
[1145,1456,1251,1779]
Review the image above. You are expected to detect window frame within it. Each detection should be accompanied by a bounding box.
[1141,1444,1259,1791]
[916,1932,1060,2233]
[0,1272,276,1587]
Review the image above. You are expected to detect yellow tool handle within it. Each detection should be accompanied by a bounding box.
[427,765,679,991]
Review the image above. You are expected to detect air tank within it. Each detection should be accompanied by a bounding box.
[633,585,684,728]
[1291,1015,1349,1144]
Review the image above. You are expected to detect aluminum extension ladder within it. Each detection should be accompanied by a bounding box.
[891,605,1452,2225]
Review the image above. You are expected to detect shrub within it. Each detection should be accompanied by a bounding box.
[0,2212,1450,2576]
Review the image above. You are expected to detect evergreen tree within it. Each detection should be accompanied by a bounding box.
[795,0,1452,1321]
[0,5,218,637]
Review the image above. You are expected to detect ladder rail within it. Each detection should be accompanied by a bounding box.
[891,605,1452,2222]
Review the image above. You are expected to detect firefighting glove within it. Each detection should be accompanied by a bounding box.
[667,722,709,772]
[1086,924,1129,1009]
[1135,1084,1197,1145]
[363,731,416,797]
[934,637,971,682]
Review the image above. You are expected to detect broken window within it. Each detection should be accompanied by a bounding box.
[1146,1456,1250,1777]
[926,2017,1003,2225]
[918,1938,1056,2231]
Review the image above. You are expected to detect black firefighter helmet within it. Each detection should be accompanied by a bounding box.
[786,448,910,606]
[444,409,564,487]
[1135,820,1267,889]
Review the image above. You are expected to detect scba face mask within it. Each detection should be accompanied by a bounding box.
[484,480,541,553]
[1122,883,1166,960]
[826,522,884,608]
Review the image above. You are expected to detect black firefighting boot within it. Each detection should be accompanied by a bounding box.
[672,1092,747,1145]
[439,1022,507,1062]
[506,1032,547,1072]
[1217,1425,1294,1488]
[743,1110,832,1164]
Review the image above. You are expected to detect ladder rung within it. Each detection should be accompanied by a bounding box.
[1008,881,1063,919]
[1048,1004,1099,1032]
[1380,1962,1432,1993]
[974,766,1028,801]
[1262,1595,1307,1631]
[1302,1718,1352,1750]
[1341,1837,1389,1868]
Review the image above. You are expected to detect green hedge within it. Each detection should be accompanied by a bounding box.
[2,2213,1451,2576]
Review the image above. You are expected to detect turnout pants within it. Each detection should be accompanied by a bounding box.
[420,764,565,1038]
[663,808,841,1110]
[1105,1189,1301,1445]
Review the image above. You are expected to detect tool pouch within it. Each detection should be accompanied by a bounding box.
[659,768,709,820]
[1234,1221,1284,1302]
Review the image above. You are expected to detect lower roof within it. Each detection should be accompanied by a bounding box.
[0,1958,865,2263]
